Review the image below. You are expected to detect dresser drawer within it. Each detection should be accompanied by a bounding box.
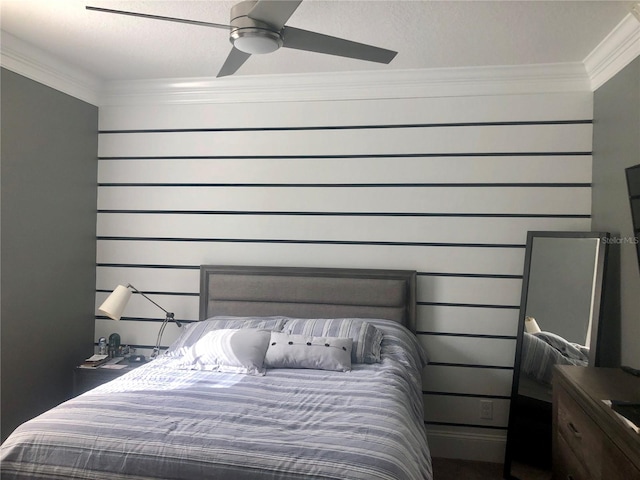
[555,432,593,480]
[557,387,602,477]
[602,438,640,480]
[552,367,640,480]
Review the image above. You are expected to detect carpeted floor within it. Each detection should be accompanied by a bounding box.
[431,457,553,480]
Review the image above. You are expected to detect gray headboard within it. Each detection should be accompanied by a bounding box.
[199,265,417,332]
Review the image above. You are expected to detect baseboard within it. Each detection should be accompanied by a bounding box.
[427,427,507,463]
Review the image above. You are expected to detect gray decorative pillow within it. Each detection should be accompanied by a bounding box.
[183,328,271,375]
[165,316,286,358]
[264,332,352,372]
[282,318,383,364]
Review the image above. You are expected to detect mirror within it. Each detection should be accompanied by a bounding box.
[626,163,640,270]
[503,231,609,479]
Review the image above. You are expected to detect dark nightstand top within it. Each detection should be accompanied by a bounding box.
[73,358,146,395]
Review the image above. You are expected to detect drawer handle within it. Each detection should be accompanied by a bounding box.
[567,421,582,439]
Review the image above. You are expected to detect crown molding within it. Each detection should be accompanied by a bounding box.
[2,12,638,107]
[99,62,590,106]
[1,28,589,106]
[584,11,640,91]
[1,31,102,106]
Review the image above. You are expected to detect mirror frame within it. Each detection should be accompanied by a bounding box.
[625,163,640,271]
[503,231,609,479]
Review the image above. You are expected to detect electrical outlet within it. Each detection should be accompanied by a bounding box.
[480,400,493,420]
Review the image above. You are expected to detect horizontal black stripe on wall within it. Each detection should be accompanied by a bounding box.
[96,315,195,324]
[417,332,516,340]
[96,289,198,297]
[98,151,592,160]
[98,119,593,134]
[423,391,511,400]
[95,264,521,281]
[97,182,591,188]
[418,272,522,279]
[418,301,519,309]
[95,236,525,248]
[427,362,513,370]
[97,263,200,269]
[96,210,591,219]
[425,421,508,430]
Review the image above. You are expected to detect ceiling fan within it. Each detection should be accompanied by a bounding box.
[86,1,397,78]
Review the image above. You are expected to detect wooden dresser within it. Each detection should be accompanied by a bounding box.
[552,365,640,480]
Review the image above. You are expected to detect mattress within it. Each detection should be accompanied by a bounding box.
[0,319,432,480]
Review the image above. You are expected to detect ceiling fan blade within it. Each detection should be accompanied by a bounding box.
[282,26,397,64]
[85,6,230,30]
[217,47,252,77]
[247,0,303,30]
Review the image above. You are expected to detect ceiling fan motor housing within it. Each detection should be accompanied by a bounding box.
[230,0,283,54]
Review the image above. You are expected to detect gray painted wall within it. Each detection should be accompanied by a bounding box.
[0,68,98,441]
[592,57,640,368]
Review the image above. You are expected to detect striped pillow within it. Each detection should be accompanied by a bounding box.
[282,318,383,364]
[165,316,286,358]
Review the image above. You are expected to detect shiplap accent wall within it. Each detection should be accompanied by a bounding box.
[96,91,592,462]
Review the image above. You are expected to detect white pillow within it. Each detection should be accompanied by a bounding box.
[183,328,271,375]
[264,331,352,372]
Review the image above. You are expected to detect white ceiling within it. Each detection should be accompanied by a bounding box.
[1,0,637,83]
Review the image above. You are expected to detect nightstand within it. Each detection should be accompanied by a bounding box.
[73,359,145,396]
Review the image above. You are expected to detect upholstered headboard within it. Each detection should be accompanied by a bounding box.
[199,265,417,332]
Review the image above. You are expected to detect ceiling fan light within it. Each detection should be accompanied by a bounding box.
[232,29,283,55]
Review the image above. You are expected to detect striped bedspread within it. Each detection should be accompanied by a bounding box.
[520,331,589,385]
[1,319,432,480]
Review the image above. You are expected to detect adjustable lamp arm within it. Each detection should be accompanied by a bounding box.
[126,284,182,326]
[125,284,183,359]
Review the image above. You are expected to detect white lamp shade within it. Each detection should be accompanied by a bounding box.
[524,316,541,334]
[99,285,132,320]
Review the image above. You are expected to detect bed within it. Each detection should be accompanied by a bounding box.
[1,265,432,480]
[519,330,589,402]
